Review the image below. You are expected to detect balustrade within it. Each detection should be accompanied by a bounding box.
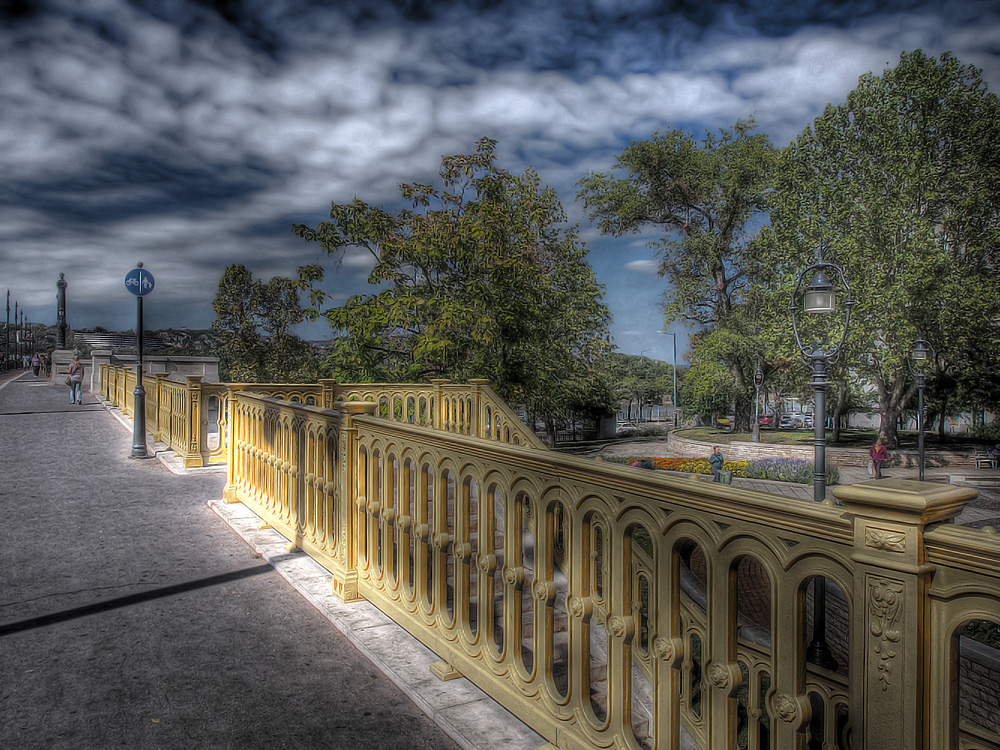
[100,361,1000,748]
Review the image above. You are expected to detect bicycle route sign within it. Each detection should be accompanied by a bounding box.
[124,267,155,296]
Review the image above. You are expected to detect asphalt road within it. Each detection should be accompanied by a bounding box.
[0,373,459,750]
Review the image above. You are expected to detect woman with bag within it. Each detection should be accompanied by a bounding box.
[869,437,888,479]
[68,354,84,405]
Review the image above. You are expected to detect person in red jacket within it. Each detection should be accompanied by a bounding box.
[869,437,888,479]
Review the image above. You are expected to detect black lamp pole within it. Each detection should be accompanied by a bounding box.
[130,262,152,459]
[752,367,764,442]
[791,247,852,672]
[907,338,934,481]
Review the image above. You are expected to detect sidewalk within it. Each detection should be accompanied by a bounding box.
[0,374,467,750]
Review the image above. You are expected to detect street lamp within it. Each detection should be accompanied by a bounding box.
[658,330,679,428]
[907,337,934,481]
[752,367,764,443]
[792,248,851,673]
[790,249,853,503]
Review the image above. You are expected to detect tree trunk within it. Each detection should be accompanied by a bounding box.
[876,372,913,450]
[543,417,557,448]
[831,381,848,444]
[937,393,950,441]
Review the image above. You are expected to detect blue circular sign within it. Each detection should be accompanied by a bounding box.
[125,267,155,296]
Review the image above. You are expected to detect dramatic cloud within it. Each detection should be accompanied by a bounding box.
[2,0,998,348]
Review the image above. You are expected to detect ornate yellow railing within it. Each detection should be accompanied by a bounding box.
[219,392,1000,750]
[99,366,539,466]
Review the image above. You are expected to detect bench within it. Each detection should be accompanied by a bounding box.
[974,450,998,469]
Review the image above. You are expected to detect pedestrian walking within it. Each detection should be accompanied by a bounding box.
[68,354,84,405]
[709,445,725,482]
[44,353,51,377]
[869,437,888,479]
[31,352,40,376]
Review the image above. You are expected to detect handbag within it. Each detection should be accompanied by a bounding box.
[65,376,72,386]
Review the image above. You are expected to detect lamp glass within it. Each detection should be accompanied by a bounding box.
[803,287,835,314]
[803,270,835,314]
[911,342,929,360]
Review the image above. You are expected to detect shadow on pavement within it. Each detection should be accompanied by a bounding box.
[0,564,274,637]
[0,407,103,415]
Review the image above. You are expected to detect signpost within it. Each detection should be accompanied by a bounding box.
[125,263,154,459]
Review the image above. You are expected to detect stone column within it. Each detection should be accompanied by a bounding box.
[56,273,68,350]
[319,378,338,410]
[89,350,112,394]
[833,478,977,749]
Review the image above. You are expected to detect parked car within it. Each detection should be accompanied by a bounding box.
[804,413,814,428]
[779,413,805,429]
[715,414,735,429]
[616,422,639,434]
[756,414,775,428]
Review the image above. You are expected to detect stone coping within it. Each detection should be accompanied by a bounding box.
[667,430,982,468]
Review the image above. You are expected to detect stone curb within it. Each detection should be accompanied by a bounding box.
[207,498,546,750]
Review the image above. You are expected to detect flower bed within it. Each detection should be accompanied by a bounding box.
[611,455,839,485]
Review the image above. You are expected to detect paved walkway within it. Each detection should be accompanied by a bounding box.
[0,372,464,750]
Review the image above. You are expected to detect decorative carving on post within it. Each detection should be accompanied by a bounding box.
[834,478,978,749]
[867,576,904,691]
[865,527,906,553]
[773,693,798,723]
[184,375,204,468]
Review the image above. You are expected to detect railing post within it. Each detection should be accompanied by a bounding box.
[333,401,377,603]
[320,378,338,410]
[469,378,489,438]
[154,373,169,442]
[183,375,204,468]
[431,379,449,431]
[224,385,247,503]
[833,478,977,749]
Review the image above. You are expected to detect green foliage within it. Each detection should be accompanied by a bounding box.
[579,120,779,431]
[760,50,1000,448]
[211,264,318,383]
[578,119,778,326]
[968,422,1000,443]
[605,352,679,421]
[294,138,613,437]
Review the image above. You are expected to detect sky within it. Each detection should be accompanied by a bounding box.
[3,0,1000,366]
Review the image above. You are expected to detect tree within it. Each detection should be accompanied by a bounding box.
[578,119,778,430]
[294,138,613,445]
[604,353,679,422]
[211,264,318,382]
[762,50,1000,448]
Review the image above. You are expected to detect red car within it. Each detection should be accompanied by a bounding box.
[756,414,775,428]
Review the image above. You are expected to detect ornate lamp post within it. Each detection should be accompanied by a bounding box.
[907,338,934,481]
[791,248,852,672]
[790,250,853,503]
[752,367,764,442]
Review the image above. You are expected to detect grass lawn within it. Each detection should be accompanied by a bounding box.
[680,427,983,450]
